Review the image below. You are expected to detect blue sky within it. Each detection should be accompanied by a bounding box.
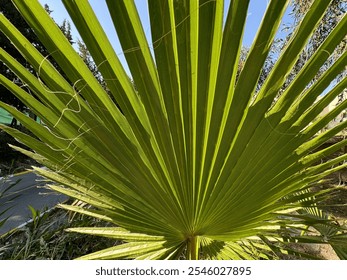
[38,0,294,45]
[38,0,293,72]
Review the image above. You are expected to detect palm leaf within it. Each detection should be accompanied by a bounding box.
[0,0,346,259]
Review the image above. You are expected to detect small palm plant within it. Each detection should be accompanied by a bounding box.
[0,0,346,259]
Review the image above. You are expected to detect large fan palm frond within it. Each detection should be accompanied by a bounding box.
[0,0,346,259]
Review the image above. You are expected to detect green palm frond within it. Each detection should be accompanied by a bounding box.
[0,0,346,259]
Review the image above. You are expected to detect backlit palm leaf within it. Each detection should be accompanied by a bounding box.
[0,0,346,259]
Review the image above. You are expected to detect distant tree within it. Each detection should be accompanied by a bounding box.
[77,39,132,110]
[289,0,346,126]
[281,0,346,89]
[60,19,74,45]
[236,46,275,98]
[252,0,347,117]
[77,39,103,85]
